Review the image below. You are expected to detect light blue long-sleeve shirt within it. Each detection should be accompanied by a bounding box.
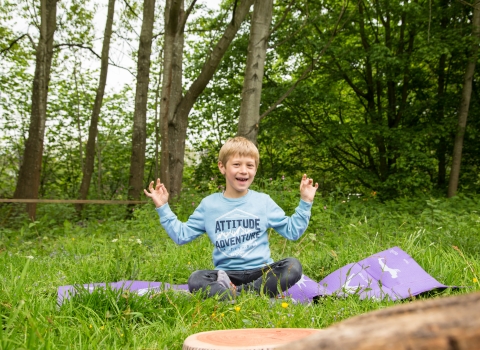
[156,189,312,270]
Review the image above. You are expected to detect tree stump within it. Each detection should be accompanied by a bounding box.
[280,292,480,350]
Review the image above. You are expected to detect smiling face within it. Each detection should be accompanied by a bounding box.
[218,154,257,198]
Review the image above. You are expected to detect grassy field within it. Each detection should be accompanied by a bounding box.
[1,186,479,349]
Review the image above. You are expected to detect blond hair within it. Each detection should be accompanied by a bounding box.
[218,136,260,167]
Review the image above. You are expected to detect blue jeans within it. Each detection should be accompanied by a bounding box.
[187,257,302,299]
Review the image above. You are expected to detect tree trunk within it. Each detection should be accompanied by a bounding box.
[76,0,116,212]
[280,292,480,350]
[237,0,273,144]
[436,0,449,189]
[12,0,57,220]
[128,0,156,201]
[447,0,480,198]
[159,0,185,195]
[160,0,254,199]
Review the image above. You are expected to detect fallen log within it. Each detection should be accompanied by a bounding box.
[281,292,480,350]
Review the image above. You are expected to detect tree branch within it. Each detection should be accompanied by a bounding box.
[456,0,475,7]
[231,0,238,25]
[260,4,348,120]
[179,0,198,33]
[122,0,140,19]
[53,43,136,77]
[53,43,101,59]
[0,34,36,56]
[270,12,312,49]
[269,0,295,36]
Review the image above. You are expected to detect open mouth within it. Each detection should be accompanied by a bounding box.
[236,177,248,183]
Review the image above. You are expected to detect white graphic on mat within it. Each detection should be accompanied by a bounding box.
[214,209,261,258]
[378,258,401,278]
[296,275,308,288]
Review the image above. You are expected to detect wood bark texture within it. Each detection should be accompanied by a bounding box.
[77,0,116,211]
[237,0,273,143]
[279,292,480,350]
[13,0,57,219]
[128,0,156,201]
[447,0,480,197]
[160,0,185,195]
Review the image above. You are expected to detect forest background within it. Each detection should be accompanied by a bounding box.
[1,0,480,222]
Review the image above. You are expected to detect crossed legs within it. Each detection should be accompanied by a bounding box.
[187,257,302,300]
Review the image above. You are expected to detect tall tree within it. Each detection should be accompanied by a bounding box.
[12,0,58,219]
[160,0,254,199]
[447,0,480,197]
[128,0,156,201]
[76,0,116,211]
[237,0,273,143]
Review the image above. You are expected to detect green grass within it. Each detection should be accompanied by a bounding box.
[1,190,479,349]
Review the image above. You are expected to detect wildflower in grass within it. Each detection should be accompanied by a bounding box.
[192,202,195,206]
[221,313,224,317]
[89,324,92,329]
[100,326,105,330]
[234,306,240,312]
[71,238,75,241]
[25,255,34,259]
[281,302,288,308]
[474,278,478,283]
[136,239,142,244]
[111,239,118,243]
[188,262,191,265]
[211,312,216,318]
[281,175,285,180]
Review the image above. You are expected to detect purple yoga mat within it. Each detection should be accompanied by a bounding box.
[57,281,189,306]
[57,247,448,305]
[284,246,448,302]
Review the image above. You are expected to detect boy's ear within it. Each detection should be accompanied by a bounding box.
[218,161,225,175]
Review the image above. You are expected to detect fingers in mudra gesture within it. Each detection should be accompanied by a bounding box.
[300,174,319,203]
[144,178,169,208]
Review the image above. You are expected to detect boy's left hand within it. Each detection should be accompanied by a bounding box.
[300,174,318,203]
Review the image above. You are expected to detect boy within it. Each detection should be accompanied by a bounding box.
[144,136,318,299]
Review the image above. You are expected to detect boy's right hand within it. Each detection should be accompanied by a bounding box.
[144,178,169,208]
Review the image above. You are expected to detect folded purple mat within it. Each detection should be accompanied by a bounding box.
[285,246,448,302]
[57,247,448,306]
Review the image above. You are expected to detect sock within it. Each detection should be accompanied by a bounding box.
[217,270,233,290]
